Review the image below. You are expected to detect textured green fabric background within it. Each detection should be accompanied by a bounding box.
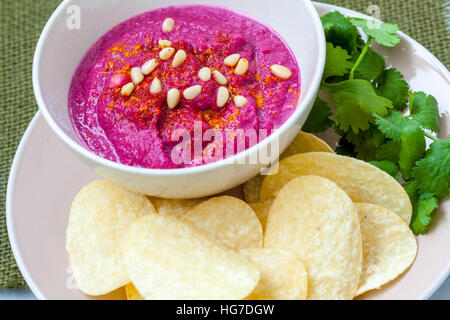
[0,0,448,289]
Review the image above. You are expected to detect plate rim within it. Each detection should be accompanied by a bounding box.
[6,112,45,300]
[6,2,450,300]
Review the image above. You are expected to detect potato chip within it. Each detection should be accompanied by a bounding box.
[260,153,412,224]
[241,248,308,300]
[243,132,333,203]
[264,176,362,300]
[66,180,156,296]
[126,283,144,300]
[249,201,272,231]
[180,196,263,250]
[282,131,334,158]
[354,203,417,296]
[124,214,260,300]
[243,175,265,204]
[148,197,205,218]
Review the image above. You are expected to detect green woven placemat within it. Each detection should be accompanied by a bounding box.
[0,0,448,289]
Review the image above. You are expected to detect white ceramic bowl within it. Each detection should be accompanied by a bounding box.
[33,0,325,198]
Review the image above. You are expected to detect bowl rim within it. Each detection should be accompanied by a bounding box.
[32,0,326,176]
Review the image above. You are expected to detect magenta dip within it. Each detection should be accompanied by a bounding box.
[68,5,301,169]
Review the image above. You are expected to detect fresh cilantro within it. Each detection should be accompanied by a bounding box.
[411,194,439,235]
[375,68,410,110]
[340,126,387,161]
[323,42,353,80]
[322,11,359,53]
[323,79,393,133]
[349,18,401,47]
[399,125,426,179]
[343,128,367,146]
[410,92,441,132]
[370,161,400,180]
[310,11,450,234]
[334,102,373,133]
[376,140,401,163]
[354,48,385,81]
[403,180,419,202]
[335,137,357,157]
[374,110,412,141]
[353,129,385,161]
[302,97,333,133]
[412,138,450,200]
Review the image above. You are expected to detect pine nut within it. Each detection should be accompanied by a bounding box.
[183,85,202,100]
[158,40,172,48]
[131,67,144,85]
[198,67,212,81]
[167,88,181,109]
[213,70,228,85]
[224,54,240,67]
[217,86,230,108]
[160,47,175,60]
[162,18,175,33]
[172,49,187,68]
[121,82,134,96]
[141,59,158,75]
[271,64,292,79]
[235,58,249,75]
[150,78,162,94]
[234,95,248,107]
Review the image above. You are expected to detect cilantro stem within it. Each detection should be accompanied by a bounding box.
[349,36,373,80]
[424,132,437,141]
[408,92,415,114]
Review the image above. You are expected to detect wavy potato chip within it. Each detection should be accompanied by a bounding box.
[243,175,265,204]
[180,196,263,250]
[66,180,156,296]
[243,132,333,203]
[148,197,205,218]
[124,215,260,300]
[260,153,412,224]
[241,248,308,300]
[264,176,362,300]
[126,283,144,300]
[249,201,272,231]
[282,131,334,158]
[354,203,417,296]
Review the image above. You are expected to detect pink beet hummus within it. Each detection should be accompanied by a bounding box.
[68,5,301,169]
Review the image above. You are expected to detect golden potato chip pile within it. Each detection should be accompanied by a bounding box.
[66,132,417,300]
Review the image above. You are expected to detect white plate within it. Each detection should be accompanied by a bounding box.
[6,2,450,299]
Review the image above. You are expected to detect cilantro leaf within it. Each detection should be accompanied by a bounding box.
[303,97,333,133]
[322,11,359,53]
[336,137,357,157]
[343,128,366,146]
[411,194,439,235]
[376,140,400,163]
[323,42,353,80]
[410,92,441,132]
[323,79,393,133]
[375,69,409,110]
[354,48,385,81]
[412,138,450,200]
[370,161,400,180]
[374,110,413,141]
[342,126,386,161]
[403,180,419,205]
[354,129,385,161]
[349,18,401,47]
[399,125,426,179]
[334,102,372,133]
